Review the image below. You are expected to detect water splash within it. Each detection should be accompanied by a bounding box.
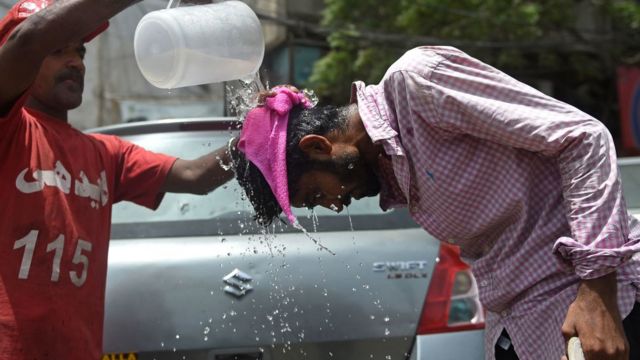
[311,209,319,232]
[215,155,233,171]
[227,72,319,122]
[261,226,275,257]
[346,206,355,234]
[293,221,335,255]
[302,88,319,107]
[241,72,266,92]
[226,72,265,121]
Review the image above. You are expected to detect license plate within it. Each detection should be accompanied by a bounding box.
[102,354,137,360]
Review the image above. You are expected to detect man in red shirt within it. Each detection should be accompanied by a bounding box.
[0,0,235,358]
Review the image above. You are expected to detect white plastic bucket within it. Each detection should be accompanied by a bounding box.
[134,1,265,89]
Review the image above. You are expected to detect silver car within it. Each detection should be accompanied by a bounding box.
[91,118,485,360]
[619,157,640,219]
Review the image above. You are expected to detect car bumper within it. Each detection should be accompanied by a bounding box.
[409,329,485,360]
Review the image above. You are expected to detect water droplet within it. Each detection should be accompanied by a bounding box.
[226,72,266,120]
[179,203,190,215]
[302,88,319,107]
[175,334,180,339]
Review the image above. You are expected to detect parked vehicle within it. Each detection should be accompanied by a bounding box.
[619,157,640,219]
[90,118,485,360]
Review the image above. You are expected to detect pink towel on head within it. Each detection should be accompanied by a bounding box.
[237,87,313,225]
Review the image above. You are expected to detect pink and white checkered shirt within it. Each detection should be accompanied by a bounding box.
[352,46,640,360]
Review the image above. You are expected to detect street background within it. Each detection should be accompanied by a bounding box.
[1,0,639,154]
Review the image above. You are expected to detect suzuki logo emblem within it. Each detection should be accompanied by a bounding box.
[223,268,253,298]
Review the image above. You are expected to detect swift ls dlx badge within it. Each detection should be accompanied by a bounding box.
[373,260,429,279]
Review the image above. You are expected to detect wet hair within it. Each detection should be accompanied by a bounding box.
[232,105,350,225]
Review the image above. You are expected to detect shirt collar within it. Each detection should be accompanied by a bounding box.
[376,153,408,210]
[351,81,405,157]
[351,81,408,209]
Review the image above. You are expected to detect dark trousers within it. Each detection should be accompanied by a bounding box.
[495,302,640,360]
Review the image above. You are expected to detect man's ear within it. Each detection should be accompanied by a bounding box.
[299,135,332,161]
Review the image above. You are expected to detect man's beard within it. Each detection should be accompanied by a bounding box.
[317,152,381,204]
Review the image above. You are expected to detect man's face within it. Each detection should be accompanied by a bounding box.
[31,42,86,110]
[291,150,381,212]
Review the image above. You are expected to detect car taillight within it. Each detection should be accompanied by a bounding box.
[417,243,485,334]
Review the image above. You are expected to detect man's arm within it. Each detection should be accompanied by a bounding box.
[0,0,140,113]
[161,139,236,194]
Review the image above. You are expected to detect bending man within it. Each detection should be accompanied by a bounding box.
[234,47,640,360]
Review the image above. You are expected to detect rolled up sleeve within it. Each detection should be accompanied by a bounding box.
[398,47,640,279]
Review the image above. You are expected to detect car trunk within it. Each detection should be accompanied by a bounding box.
[103,227,438,359]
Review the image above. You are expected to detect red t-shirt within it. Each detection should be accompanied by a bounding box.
[0,95,176,359]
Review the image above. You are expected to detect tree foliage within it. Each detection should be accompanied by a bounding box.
[308,0,640,132]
